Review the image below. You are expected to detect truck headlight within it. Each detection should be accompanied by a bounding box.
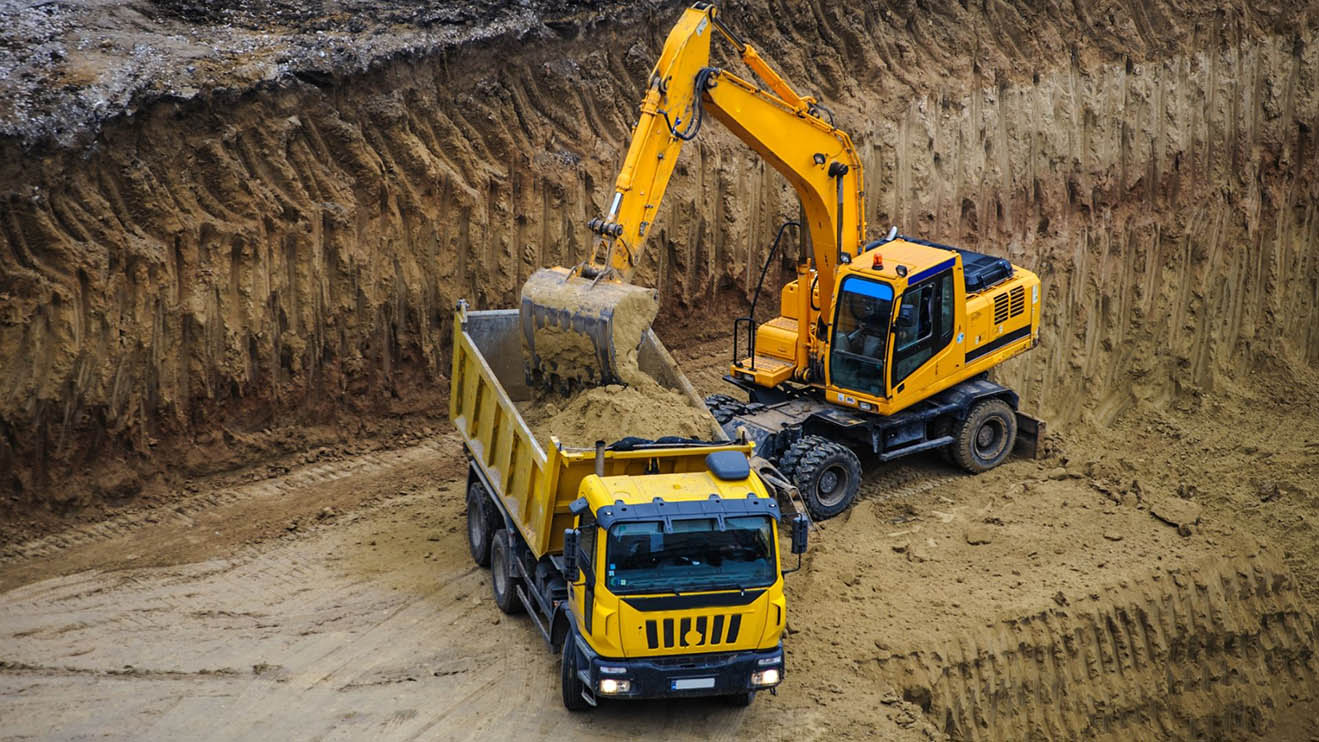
[750,668,781,687]
[598,678,631,695]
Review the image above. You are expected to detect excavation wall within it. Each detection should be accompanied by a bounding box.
[1,0,1316,503]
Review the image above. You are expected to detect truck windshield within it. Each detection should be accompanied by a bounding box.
[604,516,776,595]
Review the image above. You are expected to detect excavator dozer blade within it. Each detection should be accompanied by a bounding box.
[520,267,659,389]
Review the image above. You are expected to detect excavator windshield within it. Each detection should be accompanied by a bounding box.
[829,277,894,397]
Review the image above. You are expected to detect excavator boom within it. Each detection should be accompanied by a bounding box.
[521,3,864,386]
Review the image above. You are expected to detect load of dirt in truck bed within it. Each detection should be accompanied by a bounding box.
[518,376,714,450]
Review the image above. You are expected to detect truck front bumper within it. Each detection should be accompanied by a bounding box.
[574,638,785,700]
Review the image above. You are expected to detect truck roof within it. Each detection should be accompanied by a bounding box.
[581,468,776,524]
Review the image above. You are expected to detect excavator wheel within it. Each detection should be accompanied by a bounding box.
[466,481,497,567]
[490,530,526,615]
[704,394,746,425]
[779,435,861,520]
[951,399,1018,473]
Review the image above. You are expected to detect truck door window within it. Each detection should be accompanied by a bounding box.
[829,277,894,397]
[578,511,596,572]
[892,271,955,386]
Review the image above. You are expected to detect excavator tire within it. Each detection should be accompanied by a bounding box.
[466,481,496,567]
[490,530,526,615]
[951,399,1018,473]
[779,435,861,520]
[704,394,746,425]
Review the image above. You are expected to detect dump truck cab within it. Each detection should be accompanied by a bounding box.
[558,449,799,706]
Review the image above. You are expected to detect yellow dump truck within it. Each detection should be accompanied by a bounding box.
[450,301,808,709]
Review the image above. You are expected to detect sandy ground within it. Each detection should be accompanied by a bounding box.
[3,341,1316,741]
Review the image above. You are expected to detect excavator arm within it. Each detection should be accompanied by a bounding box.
[521,3,865,387]
[589,3,866,319]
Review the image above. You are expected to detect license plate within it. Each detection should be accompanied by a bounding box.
[671,677,715,691]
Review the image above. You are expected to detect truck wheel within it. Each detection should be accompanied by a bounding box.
[561,637,590,711]
[780,435,861,520]
[951,399,1018,473]
[466,481,496,567]
[704,394,745,425]
[490,530,525,615]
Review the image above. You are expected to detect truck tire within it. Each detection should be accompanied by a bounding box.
[490,529,525,615]
[704,394,745,425]
[779,435,861,519]
[951,399,1018,473]
[561,636,591,711]
[466,481,496,567]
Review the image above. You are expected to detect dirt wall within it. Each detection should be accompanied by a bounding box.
[2,0,1316,504]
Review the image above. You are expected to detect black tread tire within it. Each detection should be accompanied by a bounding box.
[466,481,496,567]
[490,529,525,615]
[724,691,755,707]
[704,394,746,425]
[781,435,862,520]
[561,636,591,712]
[951,399,1018,473]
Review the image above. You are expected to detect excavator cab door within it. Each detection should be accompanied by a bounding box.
[887,269,957,401]
[825,276,894,399]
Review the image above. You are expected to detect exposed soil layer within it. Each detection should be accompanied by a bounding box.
[3,0,1317,511]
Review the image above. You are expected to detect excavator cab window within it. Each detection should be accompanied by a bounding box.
[891,271,956,386]
[828,277,894,397]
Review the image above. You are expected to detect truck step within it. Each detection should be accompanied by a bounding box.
[516,585,552,646]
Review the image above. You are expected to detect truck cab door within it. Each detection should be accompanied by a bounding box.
[886,269,957,404]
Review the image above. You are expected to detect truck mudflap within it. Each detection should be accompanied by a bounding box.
[571,635,784,700]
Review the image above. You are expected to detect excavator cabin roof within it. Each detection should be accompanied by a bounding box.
[859,237,1015,295]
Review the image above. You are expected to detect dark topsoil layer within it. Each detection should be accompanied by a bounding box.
[0,0,661,148]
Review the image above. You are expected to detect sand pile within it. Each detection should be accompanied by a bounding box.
[519,377,714,449]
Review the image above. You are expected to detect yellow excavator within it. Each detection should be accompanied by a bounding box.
[522,2,1045,518]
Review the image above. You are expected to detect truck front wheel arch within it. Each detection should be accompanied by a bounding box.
[550,608,572,653]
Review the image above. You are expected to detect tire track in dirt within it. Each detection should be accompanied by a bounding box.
[0,435,459,566]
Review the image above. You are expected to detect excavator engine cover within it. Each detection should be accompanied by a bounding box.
[520,267,659,388]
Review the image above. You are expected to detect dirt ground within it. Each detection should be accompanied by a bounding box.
[3,342,1317,741]
[2,0,1318,738]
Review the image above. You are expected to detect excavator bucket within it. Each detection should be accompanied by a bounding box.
[519,267,660,388]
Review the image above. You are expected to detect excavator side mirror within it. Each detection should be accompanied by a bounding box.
[562,529,580,581]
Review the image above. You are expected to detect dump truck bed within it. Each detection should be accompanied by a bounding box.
[449,304,727,560]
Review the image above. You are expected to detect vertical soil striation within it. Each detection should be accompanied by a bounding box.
[1,1,1316,508]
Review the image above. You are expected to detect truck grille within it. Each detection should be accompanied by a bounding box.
[644,614,742,650]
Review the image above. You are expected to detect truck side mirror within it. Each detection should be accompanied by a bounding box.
[562,528,580,581]
[790,514,809,555]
